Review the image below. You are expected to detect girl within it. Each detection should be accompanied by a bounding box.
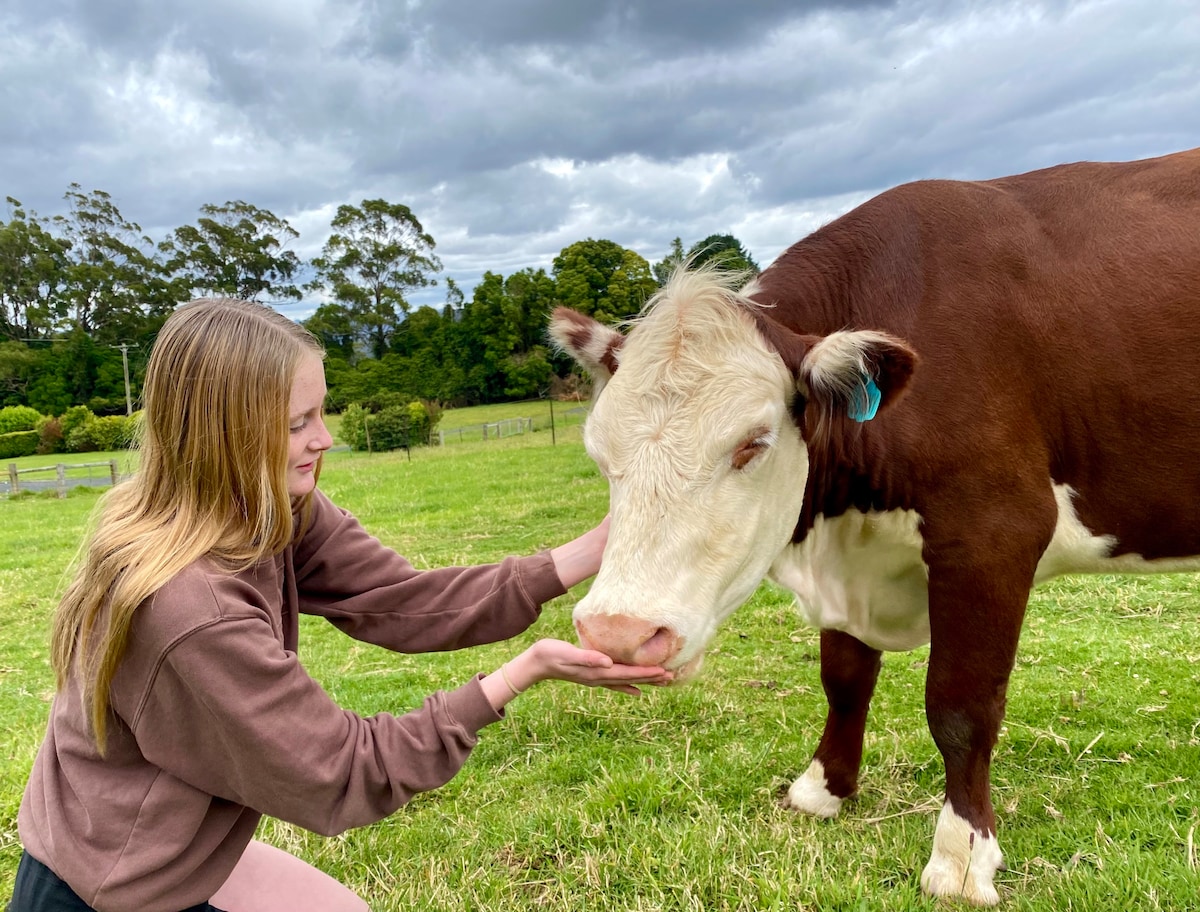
[10,298,669,912]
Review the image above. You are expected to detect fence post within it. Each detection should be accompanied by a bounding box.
[110,459,119,484]
[56,463,67,499]
[8,462,18,494]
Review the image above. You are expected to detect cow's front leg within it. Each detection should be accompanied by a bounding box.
[784,629,881,817]
[920,564,1032,906]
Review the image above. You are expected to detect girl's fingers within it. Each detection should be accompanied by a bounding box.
[601,683,643,695]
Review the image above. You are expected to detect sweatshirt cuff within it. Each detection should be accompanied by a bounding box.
[444,674,505,735]
[519,550,569,606]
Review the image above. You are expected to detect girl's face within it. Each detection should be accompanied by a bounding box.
[287,352,333,497]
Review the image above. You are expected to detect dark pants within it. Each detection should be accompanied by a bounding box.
[8,852,224,912]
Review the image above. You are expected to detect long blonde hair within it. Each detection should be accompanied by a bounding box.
[51,298,325,750]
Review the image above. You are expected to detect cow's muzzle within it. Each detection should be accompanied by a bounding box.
[575,613,686,669]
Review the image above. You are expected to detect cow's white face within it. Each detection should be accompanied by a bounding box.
[574,304,807,676]
[550,267,916,679]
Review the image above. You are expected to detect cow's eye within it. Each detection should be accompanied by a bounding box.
[731,427,773,471]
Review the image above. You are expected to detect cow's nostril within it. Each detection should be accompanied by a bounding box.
[637,626,675,666]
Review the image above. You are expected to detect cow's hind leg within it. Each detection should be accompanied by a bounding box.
[784,629,881,817]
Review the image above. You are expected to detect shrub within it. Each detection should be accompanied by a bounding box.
[420,399,443,438]
[407,400,441,446]
[366,406,415,452]
[0,405,44,435]
[338,401,439,452]
[35,417,65,455]
[66,415,131,453]
[0,430,39,459]
[338,404,367,451]
[59,406,94,442]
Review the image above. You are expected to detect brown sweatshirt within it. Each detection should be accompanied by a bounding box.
[18,488,567,912]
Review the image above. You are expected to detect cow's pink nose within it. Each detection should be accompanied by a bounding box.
[575,614,681,667]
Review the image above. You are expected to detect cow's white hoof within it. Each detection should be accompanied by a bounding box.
[920,803,1004,906]
[782,760,844,818]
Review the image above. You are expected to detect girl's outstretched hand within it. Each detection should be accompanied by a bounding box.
[484,639,673,708]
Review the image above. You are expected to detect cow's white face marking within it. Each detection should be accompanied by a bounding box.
[921,804,1004,906]
[572,293,808,673]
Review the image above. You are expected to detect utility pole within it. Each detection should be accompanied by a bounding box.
[111,343,137,415]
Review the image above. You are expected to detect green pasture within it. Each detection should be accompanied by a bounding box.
[1,425,1198,910]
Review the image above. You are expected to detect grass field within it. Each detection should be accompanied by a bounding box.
[1,425,1198,910]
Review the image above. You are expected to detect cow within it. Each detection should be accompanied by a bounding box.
[549,148,1200,905]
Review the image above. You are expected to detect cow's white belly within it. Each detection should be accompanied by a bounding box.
[1034,484,1200,579]
[767,483,1200,653]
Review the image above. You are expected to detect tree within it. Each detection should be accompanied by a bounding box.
[0,341,42,407]
[459,271,519,403]
[443,276,464,315]
[0,199,69,340]
[302,303,358,364]
[164,200,303,302]
[395,305,462,402]
[308,199,442,360]
[552,238,657,324]
[54,185,179,340]
[685,233,760,286]
[653,236,685,287]
[503,267,558,353]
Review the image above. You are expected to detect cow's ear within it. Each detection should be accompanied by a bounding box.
[801,330,918,421]
[549,307,626,384]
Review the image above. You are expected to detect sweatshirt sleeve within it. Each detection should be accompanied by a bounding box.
[291,490,568,652]
[127,576,499,836]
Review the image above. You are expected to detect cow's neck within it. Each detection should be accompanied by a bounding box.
[751,211,923,338]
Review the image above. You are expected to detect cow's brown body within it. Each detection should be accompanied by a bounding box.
[761,150,1200,559]
[551,148,1200,904]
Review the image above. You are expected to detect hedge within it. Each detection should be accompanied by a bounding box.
[0,405,43,435]
[0,430,40,460]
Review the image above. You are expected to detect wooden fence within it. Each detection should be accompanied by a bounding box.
[5,460,122,498]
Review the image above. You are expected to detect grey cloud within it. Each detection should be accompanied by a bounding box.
[1,0,1197,319]
[356,0,903,62]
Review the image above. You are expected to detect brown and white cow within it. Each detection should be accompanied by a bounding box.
[550,148,1200,905]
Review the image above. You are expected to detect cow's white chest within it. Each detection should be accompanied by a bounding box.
[769,508,930,652]
[767,483,1200,654]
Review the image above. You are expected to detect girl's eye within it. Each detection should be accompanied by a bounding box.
[290,422,306,434]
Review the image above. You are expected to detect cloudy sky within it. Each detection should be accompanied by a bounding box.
[3,0,1198,320]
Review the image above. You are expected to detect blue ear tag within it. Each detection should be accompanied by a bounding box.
[848,375,881,422]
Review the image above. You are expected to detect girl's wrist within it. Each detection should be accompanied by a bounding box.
[549,526,604,589]
[505,650,539,692]
[499,664,524,697]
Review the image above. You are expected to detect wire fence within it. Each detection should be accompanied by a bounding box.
[434,405,589,446]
